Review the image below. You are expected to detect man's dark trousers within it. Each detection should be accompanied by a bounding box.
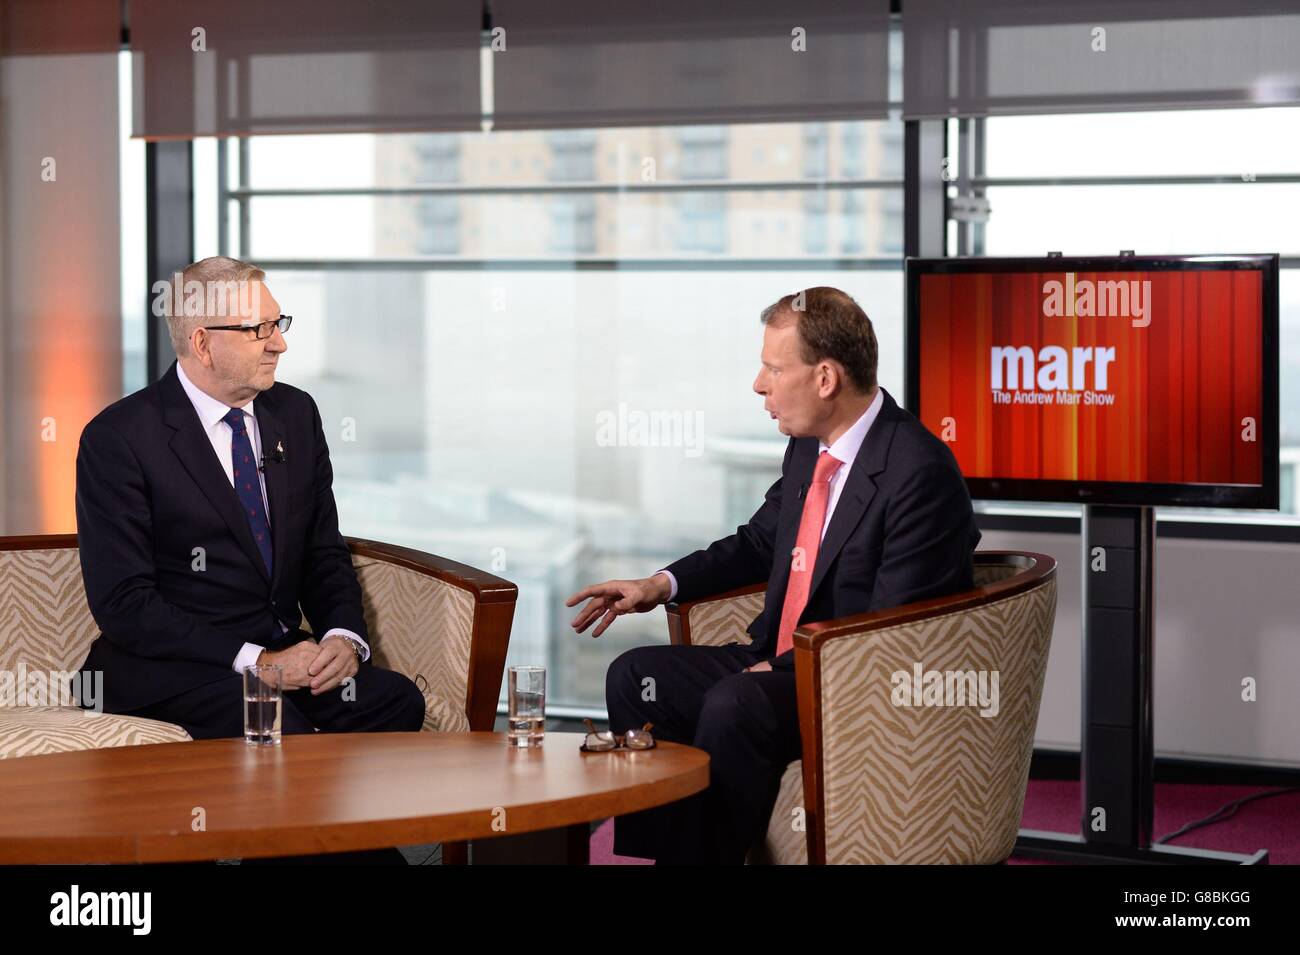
[122,634,426,741]
[606,643,802,865]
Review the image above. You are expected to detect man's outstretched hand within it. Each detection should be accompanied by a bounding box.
[566,574,673,638]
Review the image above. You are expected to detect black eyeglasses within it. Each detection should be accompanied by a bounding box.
[202,315,292,340]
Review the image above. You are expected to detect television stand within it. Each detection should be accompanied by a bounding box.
[1013,504,1268,865]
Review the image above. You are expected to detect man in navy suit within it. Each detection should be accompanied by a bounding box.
[73,256,425,741]
[567,286,980,864]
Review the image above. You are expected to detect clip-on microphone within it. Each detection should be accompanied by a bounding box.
[259,440,287,473]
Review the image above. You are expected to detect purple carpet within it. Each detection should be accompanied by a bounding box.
[590,780,1299,864]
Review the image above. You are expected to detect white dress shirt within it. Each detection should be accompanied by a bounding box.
[657,387,885,601]
[175,361,370,672]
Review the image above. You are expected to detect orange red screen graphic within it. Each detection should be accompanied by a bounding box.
[917,270,1263,485]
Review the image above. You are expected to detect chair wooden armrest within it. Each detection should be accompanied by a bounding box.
[665,582,767,648]
[345,537,516,735]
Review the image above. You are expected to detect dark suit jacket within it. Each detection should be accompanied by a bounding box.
[664,387,980,670]
[73,360,367,713]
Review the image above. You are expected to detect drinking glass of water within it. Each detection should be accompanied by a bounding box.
[244,664,283,745]
[508,666,546,747]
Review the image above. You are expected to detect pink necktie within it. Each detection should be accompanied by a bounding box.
[775,450,843,657]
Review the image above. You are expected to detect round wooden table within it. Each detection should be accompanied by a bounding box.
[0,731,709,864]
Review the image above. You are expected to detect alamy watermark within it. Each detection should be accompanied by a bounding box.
[0,664,102,712]
[49,885,150,935]
[890,662,999,718]
[595,403,704,458]
[150,273,263,321]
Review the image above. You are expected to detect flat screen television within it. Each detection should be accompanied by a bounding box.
[905,254,1279,509]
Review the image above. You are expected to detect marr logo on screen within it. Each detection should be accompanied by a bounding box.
[1042,272,1152,327]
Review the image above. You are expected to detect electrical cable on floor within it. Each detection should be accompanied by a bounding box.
[1155,785,1300,844]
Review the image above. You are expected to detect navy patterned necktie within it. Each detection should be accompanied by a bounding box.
[222,407,272,575]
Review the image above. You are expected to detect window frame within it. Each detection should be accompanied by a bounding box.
[148,55,1300,551]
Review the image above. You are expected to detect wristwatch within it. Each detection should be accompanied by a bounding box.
[331,634,364,661]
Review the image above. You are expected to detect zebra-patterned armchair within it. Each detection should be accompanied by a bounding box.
[665,551,1057,865]
[0,535,516,757]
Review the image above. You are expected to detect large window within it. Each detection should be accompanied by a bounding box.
[178,71,1300,719]
[952,107,1300,522]
[193,117,905,714]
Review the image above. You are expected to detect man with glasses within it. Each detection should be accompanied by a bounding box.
[72,256,426,748]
